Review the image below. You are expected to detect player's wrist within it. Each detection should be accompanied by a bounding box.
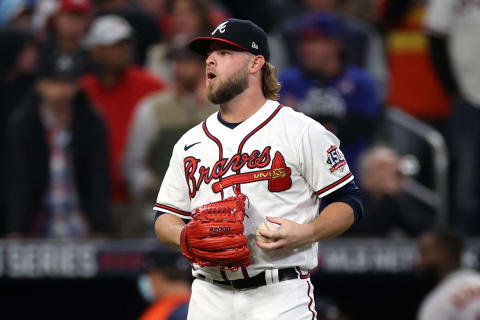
[154,214,185,251]
[301,222,317,245]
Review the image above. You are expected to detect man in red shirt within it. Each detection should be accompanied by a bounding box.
[81,15,165,236]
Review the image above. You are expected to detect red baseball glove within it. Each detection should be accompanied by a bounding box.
[180,192,251,271]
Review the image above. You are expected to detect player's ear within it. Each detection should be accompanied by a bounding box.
[249,55,265,74]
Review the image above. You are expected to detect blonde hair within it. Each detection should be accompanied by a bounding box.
[261,62,281,101]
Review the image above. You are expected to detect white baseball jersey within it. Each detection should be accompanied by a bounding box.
[154,99,353,280]
[418,269,480,320]
[426,0,480,106]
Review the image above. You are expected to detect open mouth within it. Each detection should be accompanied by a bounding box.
[207,72,216,80]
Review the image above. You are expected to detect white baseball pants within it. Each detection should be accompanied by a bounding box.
[187,277,317,320]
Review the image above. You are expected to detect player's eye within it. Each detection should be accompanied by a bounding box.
[220,51,230,55]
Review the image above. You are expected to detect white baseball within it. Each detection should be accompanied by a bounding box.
[256,221,278,243]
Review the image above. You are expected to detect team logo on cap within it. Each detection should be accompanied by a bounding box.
[252,42,258,49]
[212,21,228,35]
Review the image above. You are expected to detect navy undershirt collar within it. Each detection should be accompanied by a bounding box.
[217,112,243,129]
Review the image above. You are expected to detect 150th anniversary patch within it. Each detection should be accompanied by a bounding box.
[326,145,347,173]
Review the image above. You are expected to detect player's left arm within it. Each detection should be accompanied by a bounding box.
[257,181,362,250]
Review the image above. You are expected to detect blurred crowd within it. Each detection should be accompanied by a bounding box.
[0,0,478,240]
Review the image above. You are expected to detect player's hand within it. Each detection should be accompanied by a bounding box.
[256,216,314,251]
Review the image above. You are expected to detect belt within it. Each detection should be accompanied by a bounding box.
[196,267,305,290]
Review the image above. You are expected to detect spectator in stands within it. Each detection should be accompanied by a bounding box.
[95,0,161,65]
[38,0,93,77]
[138,249,191,320]
[426,0,480,237]
[279,13,380,175]
[125,40,216,196]
[4,53,111,238]
[136,0,168,37]
[269,1,387,100]
[124,40,217,234]
[347,146,425,237]
[417,229,480,319]
[145,0,215,82]
[81,15,165,237]
[0,28,37,236]
[0,0,34,30]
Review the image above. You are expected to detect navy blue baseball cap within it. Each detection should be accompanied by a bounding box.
[38,53,83,80]
[188,18,270,61]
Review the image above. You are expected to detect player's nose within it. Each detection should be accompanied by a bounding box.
[206,52,216,66]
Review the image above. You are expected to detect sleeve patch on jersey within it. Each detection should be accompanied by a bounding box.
[154,203,191,217]
[326,145,347,173]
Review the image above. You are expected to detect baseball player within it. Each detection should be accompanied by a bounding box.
[154,18,363,320]
[417,230,480,320]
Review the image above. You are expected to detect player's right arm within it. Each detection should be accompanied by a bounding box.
[154,213,185,250]
[152,142,192,250]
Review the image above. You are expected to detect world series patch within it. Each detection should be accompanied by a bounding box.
[326,145,346,173]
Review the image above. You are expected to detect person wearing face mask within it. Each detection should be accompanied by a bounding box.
[417,229,480,320]
[138,249,191,320]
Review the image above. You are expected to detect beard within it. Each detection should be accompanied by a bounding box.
[207,66,249,105]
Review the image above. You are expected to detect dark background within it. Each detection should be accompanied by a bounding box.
[1,273,431,320]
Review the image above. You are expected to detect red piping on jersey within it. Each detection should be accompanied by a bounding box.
[204,118,250,280]
[307,280,316,320]
[236,105,283,192]
[314,172,353,196]
[296,266,310,279]
[202,121,225,198]
[154,203,191,217]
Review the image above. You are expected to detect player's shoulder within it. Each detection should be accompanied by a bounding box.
[431,269,480,300]
[420,269,480,318]
[449,269,480,285]
[278,103,341,146]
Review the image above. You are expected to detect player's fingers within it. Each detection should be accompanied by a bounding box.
[256,240,285,251]
[258,229,280,240]
[266,216,286,225]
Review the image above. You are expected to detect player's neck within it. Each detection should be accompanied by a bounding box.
[219,88,266,123]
